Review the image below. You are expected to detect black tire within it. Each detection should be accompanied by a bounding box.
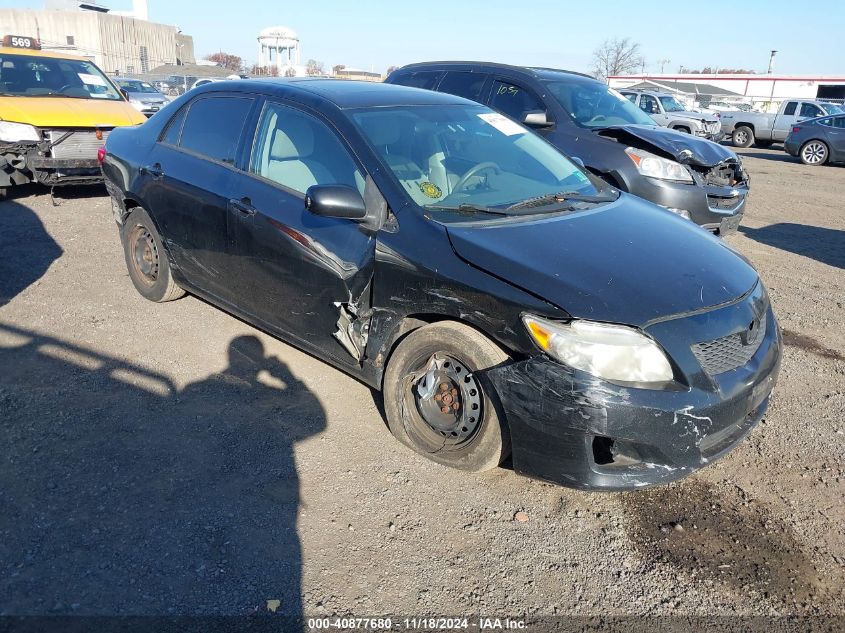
[673,126,691,134]
[799,140,829,166]
[732,125,754,148]
[120,207,185,302]
[383,321,511,472]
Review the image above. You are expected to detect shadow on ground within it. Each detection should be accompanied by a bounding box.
[0,322,325,617]
[0,198,63,307]
[623,480,840,612]
[739,223,845,270]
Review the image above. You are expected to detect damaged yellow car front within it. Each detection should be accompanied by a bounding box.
[0,36,146,196]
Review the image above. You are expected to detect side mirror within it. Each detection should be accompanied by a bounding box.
[305,185,367,220]
[119,88,129,100]
[522,110,553,129]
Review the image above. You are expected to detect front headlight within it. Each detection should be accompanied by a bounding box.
[0,121,40,143]
[523,315,674,384]
[129,98,144,107]
[625,147,693,183]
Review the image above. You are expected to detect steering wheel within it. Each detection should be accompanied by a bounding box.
[452,162,501,193]
[56,84,73,93]
[587,114,607,124]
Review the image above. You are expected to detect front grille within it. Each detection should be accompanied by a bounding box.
[692,312,767,375]
[45,129,112,160]
[707,194,742,211]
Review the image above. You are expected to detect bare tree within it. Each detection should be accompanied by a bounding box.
[386,65,400,77]
[284,67,298,78]
[306,59,325,76]
[332,64,346,76]
[591,38,644,80]
[204,52,243,73]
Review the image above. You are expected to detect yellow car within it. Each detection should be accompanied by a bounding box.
[0,36,147,197]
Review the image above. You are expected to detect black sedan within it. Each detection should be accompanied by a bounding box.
[784,114,845,165]
[101,79,781,490]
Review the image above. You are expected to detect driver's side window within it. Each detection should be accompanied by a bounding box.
[639,95,659,115]
[490,80,545,123]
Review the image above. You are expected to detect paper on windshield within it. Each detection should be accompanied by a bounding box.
[477,112,525,136]
[78,73,107,86]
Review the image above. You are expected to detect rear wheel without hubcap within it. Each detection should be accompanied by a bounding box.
[800,141,828,165]
[120,207,185,303]
[384,321,510,472]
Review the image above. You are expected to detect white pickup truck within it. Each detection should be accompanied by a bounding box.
[721,99,844,148]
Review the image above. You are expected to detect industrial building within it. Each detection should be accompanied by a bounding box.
[609,73,845,111]
[0,1,195,75]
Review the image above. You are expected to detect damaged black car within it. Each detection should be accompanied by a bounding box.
[386,62,748,235]
[102,79,781,490]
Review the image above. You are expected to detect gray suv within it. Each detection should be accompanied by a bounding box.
[621,89,722,140]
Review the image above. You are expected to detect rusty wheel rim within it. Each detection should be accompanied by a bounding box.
[410,353,483,447]
[128,224,159,286]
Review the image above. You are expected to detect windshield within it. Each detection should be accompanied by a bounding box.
[116,79,160,94]
[351,105,603,213]
[658,96,686,112]
[0,53,122,100]
[545,82,656,128]
[822,102,845,114]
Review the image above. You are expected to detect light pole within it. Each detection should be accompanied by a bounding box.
[658,58,670,73]
[767,50,777,74]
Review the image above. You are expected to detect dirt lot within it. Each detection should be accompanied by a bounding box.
[0,148,843,624]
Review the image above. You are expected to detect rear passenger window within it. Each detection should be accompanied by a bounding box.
[396,71,444,90]
[250,102,364,196]
[783,102,797,115]
[179,96,253,163]
[160,106,186,145]
[437,72,488,102]
[490,81,545,122]
[834,117,845,129]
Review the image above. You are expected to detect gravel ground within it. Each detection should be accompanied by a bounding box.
[0,148,843,623]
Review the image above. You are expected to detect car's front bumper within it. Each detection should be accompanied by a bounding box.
[486,291,781,491]
[627,175,748,235]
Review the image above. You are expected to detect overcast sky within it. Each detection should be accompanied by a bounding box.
[11,0,845,75]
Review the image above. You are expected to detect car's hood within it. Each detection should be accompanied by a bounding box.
[445,195,758,326]
[0,97,146,128]
[669,110,719,122]
[596,124,735,167]
[127,91,167,102]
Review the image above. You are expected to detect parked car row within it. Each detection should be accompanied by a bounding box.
[0,35,784,490]
[721,99,844,148]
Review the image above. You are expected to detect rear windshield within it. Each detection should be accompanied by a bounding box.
[0,53,122,100]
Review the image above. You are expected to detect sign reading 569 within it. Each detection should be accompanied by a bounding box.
[3,35,42,50]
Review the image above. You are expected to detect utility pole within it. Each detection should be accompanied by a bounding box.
[658,58,670,73]
[767,50,777,74]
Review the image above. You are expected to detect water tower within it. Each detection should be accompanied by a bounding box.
[257,26,301,71]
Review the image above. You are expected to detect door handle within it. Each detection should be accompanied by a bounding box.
[228,197,256,216]
[140,163,163,180]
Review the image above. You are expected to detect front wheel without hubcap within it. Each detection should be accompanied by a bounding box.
[383,321,510,472]
[800,140,828,165]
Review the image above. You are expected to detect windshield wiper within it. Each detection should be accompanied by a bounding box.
[424,203,506,215]
[506,190,618,211]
